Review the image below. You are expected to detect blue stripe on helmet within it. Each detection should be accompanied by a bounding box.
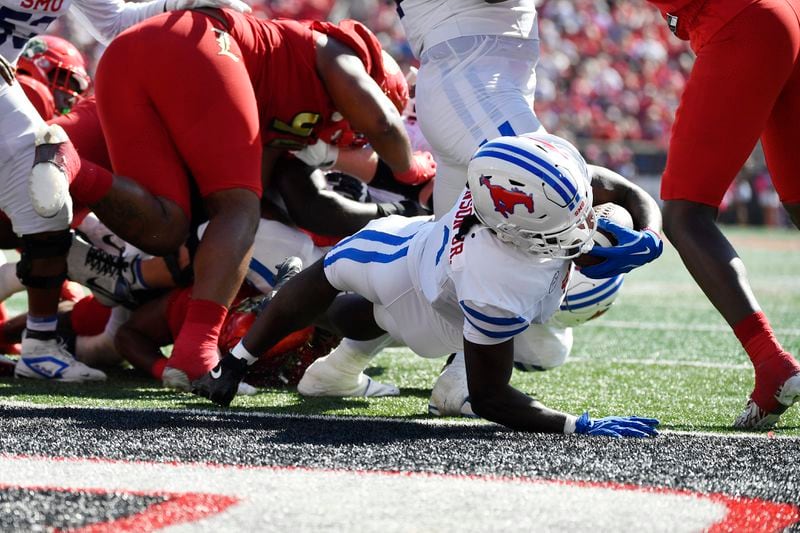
[489,140,580,198]
[472,148,576,208]
[564,275,624,303]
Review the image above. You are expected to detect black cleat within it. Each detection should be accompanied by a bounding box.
[192,353,249,407]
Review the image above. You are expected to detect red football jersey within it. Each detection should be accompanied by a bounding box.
[219,12,389,150]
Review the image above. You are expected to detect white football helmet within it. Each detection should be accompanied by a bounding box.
[467,133,596,258]
[552,270,625,327]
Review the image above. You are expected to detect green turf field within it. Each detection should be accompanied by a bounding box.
[1,225,798,434]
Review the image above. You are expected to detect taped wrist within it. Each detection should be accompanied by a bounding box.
[17,231,72,288]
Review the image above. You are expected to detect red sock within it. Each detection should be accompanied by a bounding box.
[168,298,228,380]
[69,158,113,206]
[150,357,168,380]
[734,311,800,412]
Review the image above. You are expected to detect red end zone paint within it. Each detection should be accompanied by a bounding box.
[0,482,238,533]
[3,454,798,532]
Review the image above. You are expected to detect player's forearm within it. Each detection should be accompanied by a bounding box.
[363,122,415,176]
[470,386,569,433]
[589,164,662,233]
[286,189,382,236]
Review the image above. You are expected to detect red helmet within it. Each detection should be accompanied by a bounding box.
[17,35,91,114]
[380,51,409,114]
[17,74,56,121]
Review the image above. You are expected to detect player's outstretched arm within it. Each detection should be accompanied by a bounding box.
[70,0,250,48]
[464,338,659,437]
[315,36,435,186]
[274,157,428,237]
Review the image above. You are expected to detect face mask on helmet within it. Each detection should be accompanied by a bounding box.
[18,36,91,115]
[467,133,596,259]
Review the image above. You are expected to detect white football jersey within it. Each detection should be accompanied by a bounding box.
[407,188,570,346]
[397,0,538,57]
[0,0,163,63]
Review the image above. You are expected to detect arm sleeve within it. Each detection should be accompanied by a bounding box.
[69,0,166,45]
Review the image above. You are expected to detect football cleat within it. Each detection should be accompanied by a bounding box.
[733,373,800,430]
[0,354,16,377]
[67,235,139,308]
[15,336,106,382]
[297,354,399,397]
[29,124,77,218]
[237,382,258,396]
[428,353,475,417]
[162,366,191,392]
[191,353,249,407]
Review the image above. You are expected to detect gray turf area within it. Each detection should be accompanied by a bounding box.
[1,405,798,510]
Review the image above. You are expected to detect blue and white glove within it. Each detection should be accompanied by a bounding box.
[574,412,660,438]
[165,0,251,13]
[581,219,663,279]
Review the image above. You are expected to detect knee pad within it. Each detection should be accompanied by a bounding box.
[17,231,72,288]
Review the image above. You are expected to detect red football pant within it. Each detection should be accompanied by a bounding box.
[94,10,262,217]
[661,0,800,207]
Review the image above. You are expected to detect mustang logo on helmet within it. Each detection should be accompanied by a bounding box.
[479,175,534,218]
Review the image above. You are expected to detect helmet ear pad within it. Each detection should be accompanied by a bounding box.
[467,133,596,258]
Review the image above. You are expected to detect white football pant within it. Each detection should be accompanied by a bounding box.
[415,35,544,217]
[0,82,71,235]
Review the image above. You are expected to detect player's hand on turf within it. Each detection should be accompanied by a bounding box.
[0,54,15,85]
[165,0,251,14]
[394,151,436,185]
[580,220,663,279]
[574,412,660,438]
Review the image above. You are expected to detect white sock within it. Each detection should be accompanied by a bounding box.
[0,262,24,302]
[104,306,131,338]
[231,341,259,365]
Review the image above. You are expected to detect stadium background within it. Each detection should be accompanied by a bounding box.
[46,0,791,228]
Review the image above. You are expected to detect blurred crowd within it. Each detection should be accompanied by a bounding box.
[47,0,789,226]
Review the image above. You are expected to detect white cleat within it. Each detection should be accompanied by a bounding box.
[29,124,73,218]
[237,382,258,396]
[297,355,399,397]
[15,337,106,382]
[733,373,800,430]
[162,366,191,392]
[428,353,475,417]
[67,235,138,309]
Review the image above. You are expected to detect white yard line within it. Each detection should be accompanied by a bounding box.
[567,357,752,370]
[584,319,800,336]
